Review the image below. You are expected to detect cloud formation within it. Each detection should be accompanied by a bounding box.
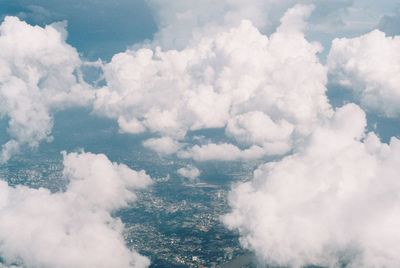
[0,1,362,163]
[0,151,152,268]
[0,0,382,164]
[146,0,277,49]
[0,16,93,162]
[177,165,201,182]
[2,1,400,267]
[224,104,400,267]
[146,0,357,50]
[178,143,266,162]
[328,29,400,117]
[142,136,183,155]
[94,4,332,160]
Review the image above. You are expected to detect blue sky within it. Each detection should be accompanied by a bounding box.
[0,0,157,60]
[1,0,399,60]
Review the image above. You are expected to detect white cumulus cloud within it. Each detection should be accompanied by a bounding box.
[142,136,183,155]
[94,4,332,161]
[328,29,400,117]
[0,16,94,163]
[224,103,400,267]
[0,151,152,268]
[178,143,266,162]
[177,165,201,182]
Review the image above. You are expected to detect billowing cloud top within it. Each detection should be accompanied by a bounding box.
[0,152,152,268]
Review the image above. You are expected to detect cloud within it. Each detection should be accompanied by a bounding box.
[177,165,201,182]
[142,136,182,155]
[328,29,400,117]
[94,4,332,161]
[0,16,94,162]
[0,2,361,163]
[178,143,266,162]
[225,111,294,154]
[0,1,378,163]
[0,151,152,268]
[224,103,400,267]
[146,0,359,50]
[0,0,158,60]
[145,0,278,49]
